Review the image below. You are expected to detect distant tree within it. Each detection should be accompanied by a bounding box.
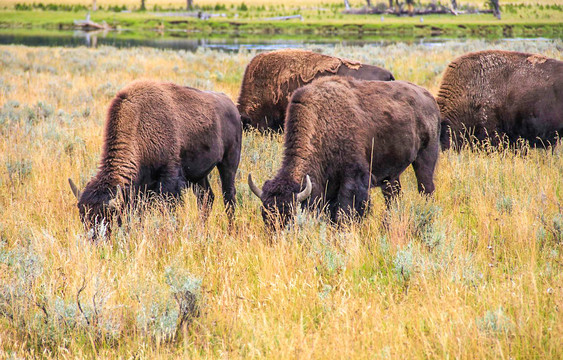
[490,0,501,19]
[344,0,351,10]
[92,0,97,11]
[187,0,194,10]
[451,0,457,10]
[140,0,146,11]
[366,0,372,6]
[406,0,414,15]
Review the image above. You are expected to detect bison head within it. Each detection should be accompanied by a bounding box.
[248,174,312,229]
[68,178,124,240]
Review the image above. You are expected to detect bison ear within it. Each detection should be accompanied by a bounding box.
[248,174,263,199]
[68,178,82,200]
[108,185,124,210]
[296,175,312,203]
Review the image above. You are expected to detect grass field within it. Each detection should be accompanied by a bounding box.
[2,0,563,8]
[0,40,562,358]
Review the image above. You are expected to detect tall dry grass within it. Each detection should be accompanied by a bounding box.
[0,40,562,358]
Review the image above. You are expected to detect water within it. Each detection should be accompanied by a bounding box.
[0,28,550,52]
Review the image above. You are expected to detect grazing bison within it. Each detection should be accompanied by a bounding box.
[237,49,395,131]
[437,50,563,149]
[68,80,242,237]
[248,76,440,228]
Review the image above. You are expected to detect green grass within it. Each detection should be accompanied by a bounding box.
[0,39,562,358]
[0,3,562,37]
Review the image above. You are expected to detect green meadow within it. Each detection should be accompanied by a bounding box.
[0,0,562,37]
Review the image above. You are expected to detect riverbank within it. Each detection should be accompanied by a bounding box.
[0,4,562,38]
[5,28,556,53]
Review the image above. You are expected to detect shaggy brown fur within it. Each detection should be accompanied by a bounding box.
[70,80,242,237]
[237,49,394,131]
[437,50,563,149]
[250,76,440,227]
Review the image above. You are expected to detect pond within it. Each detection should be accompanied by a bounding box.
[0,28,554,52]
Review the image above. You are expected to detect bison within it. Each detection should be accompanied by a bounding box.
[237,49,395,132]
[68,80,242,238]
[247,76,440,228]
[437,50,563,150]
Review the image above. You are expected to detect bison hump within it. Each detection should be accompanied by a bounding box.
[247,49,353,105]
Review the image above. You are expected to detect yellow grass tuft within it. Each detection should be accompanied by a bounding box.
[0,40,562,358]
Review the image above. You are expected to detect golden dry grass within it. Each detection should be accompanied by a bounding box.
[0,40,562,358]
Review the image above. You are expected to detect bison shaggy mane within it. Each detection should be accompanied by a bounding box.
[237,49,394,131]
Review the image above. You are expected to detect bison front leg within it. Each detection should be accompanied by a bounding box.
[193,177,214,220]
[333,176,370,223]
[381,177,402,207]
[157,165,187,200]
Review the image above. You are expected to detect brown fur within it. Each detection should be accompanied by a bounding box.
[437,50,563,149]
[237,49,394,131]
[75,80,242,236]
[253,76,440,227]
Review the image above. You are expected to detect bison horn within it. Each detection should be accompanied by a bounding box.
[68,178,81,200]
[296,175,312,203]
[248,174,263,199]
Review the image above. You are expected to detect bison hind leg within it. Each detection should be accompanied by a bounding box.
[381,177,402,207]
[192,177,215,220]
[412,138,439,196]
[217,147,241,222]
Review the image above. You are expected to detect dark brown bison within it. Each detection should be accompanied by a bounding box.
[68,80,242,237]
[237,49,395,131]
[437,50,563,149]
[248,76,440,228]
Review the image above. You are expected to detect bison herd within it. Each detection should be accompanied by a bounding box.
[68,48,562,236]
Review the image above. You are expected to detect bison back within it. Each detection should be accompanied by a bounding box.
[281,77,440,190]
[437,50,563,149]
[237,49,394,132]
